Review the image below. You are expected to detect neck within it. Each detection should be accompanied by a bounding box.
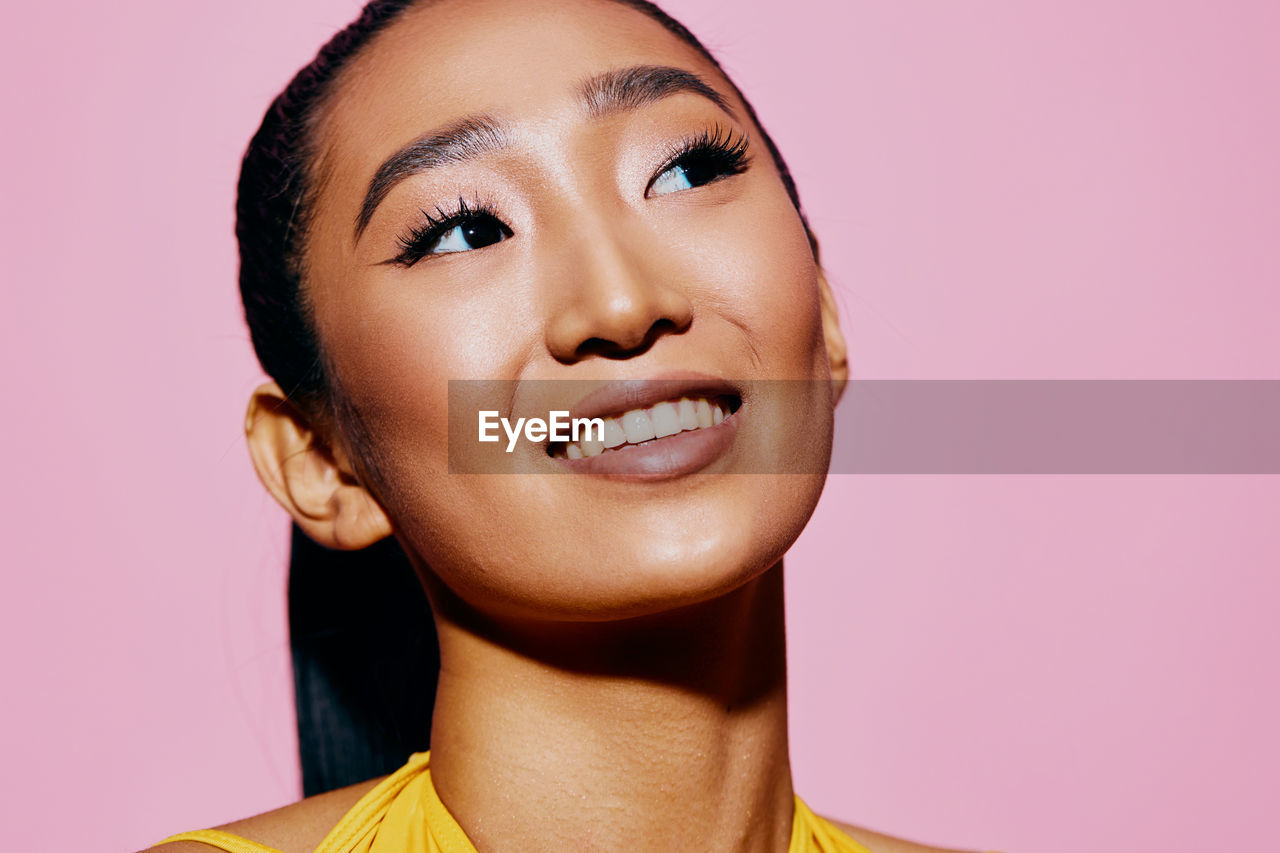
[423,561,795,853]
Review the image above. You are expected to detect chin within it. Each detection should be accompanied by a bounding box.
[432,469,828,623]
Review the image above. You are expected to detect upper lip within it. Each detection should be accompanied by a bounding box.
[560,370,741,424]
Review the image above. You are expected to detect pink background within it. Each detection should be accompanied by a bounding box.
[2,1,1277,851]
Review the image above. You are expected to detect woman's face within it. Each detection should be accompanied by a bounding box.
[301,0,840,620]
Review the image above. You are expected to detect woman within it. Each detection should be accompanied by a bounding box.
[151,0,982,850]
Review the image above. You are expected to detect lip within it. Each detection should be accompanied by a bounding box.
[549,371,743,481]
[561,371,741,423]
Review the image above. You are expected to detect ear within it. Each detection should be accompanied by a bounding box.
[244,381,393,551]
[817,268,849,405]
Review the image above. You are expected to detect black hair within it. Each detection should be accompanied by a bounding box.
[236,0,814,795]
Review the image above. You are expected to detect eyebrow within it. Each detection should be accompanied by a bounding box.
[578,64,732,120]
[354,115,507,241]
[353,64,734,243]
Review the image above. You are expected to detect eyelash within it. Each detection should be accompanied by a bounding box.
[647,124,752,197]
[389,125,752,267]
[392,196,507,267]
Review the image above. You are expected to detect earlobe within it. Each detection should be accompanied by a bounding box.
[244,381,393,551]
[816,269,848,406]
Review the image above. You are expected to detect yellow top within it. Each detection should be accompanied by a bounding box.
[156,751,871,853]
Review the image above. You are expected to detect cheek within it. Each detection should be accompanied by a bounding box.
[673,184,825,376]
[318,300,551,610]
[320,270,528,384]
[310,259,539,513]
[319,294,452,488]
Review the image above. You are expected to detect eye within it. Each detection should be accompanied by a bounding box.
[391,198,513,267]
[430,214,509,254]
[647,127,751,198]
[650,160,704,195]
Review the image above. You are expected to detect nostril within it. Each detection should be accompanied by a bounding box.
[571,318,686,361]
[646,317,684,339]
[573,336,621,360]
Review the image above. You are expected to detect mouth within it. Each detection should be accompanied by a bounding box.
[547,392,742,460]
[540,373,745,479]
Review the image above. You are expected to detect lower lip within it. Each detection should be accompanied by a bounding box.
[550,407,741,480]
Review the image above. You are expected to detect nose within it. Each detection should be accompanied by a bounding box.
[543,219,693,363]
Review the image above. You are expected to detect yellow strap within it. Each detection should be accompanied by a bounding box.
[792,796,875,853]
[314,752,434,853]
[419,767,480,852]
[152,829,284,853]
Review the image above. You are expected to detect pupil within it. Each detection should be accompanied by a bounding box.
[463,216,502,248]
[681,158,717,187]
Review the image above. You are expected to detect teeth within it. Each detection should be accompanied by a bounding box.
[602,418,627,448]
[651,402,682,438]
[622,408,656,443]
[678,398,698,431]
[555,396,734,460]
[695,398,713,429]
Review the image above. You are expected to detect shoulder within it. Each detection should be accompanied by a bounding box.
[824,816,990,853]
[137,776,383,853]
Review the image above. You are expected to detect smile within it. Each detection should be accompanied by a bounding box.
[539,370,745,480]
[548,394,738,459]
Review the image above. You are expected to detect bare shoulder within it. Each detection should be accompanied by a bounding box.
[137,776,384,853]
[824,816,988,853]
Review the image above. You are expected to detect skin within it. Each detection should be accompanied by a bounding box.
[147,1,981,851]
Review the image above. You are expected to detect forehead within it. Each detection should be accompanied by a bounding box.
[313,0,724,189]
